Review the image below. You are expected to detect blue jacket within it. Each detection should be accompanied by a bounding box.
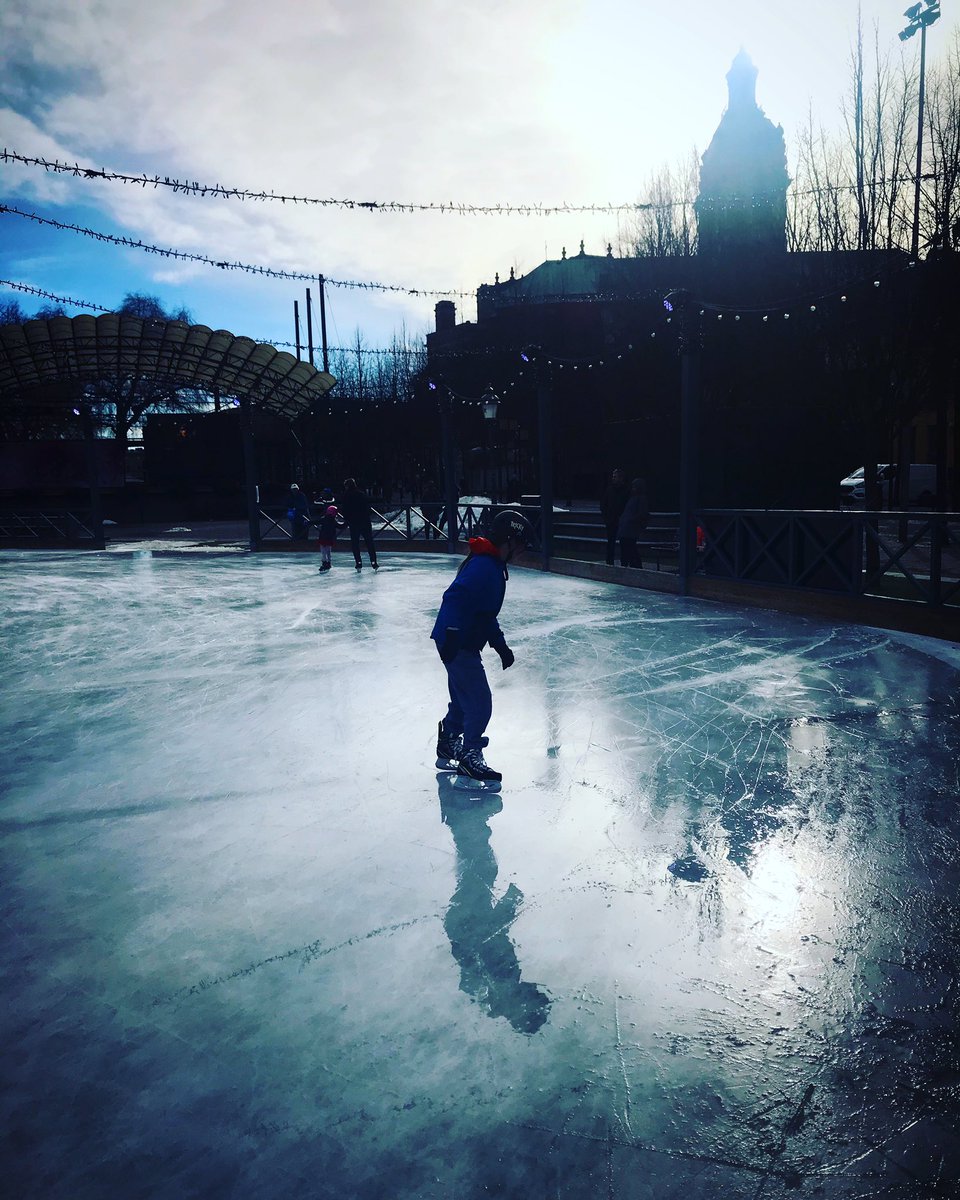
[431,541,507,652]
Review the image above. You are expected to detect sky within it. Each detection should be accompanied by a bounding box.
[0,0,951,358]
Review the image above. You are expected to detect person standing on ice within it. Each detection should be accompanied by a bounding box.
[316,498,343,573]
[338,477,378,571]
[432,510,532,790]
[286,483,311,543]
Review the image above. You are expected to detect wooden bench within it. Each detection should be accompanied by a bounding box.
[552,529,679,570]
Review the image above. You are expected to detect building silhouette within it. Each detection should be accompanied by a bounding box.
[696,49,790,259]
[425,52,953,510]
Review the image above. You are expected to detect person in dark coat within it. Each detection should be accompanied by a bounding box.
[617,477,649,568]
[338,478,378,570]
[599,468,630,566]
[421,480,443,540]
[286,484,311,542]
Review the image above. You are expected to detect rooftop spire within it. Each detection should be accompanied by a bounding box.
[726,48,758,111]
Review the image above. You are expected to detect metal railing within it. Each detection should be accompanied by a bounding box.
[697,509,959,609]
[2,499,954,614]
[252,502,959,612]
[257,501,533,546]
[0,510,101,544]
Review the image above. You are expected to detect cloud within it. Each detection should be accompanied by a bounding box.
[2,0,930,343]
[1,1,597,331]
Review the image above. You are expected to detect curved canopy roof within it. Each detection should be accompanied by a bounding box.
[0,314,336,418]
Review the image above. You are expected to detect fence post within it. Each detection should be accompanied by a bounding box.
[929,514,943,605]
[240,397,262,550]
[537,360,553,568]
[441,395,458,552]
[81,406,105,550]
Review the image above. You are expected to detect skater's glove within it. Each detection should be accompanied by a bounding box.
[438,628,460,663]
[488,631,514,670]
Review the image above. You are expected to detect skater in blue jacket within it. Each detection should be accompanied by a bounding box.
[432,510,532,790]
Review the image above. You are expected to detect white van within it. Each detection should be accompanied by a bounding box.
[839,464,937,506]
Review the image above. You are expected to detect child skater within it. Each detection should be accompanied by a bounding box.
[431,509,532,790]
[317,495,343,573]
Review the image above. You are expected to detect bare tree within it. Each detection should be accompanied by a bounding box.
[789,104,852,250]
[327,324,426,406]
[0,299,65,323]
[619,153,698,258]
[78,293,205,444]
[788,12,956,255]
[0,298,29,324]
[925,25,960,250]
[352,327,367,401]
[118,292,191,322]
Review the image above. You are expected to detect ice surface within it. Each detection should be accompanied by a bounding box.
[1,548,959,1198]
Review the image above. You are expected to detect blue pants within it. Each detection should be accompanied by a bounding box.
[443,650,492,752]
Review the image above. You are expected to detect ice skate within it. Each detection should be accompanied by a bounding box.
[452,748,502,793]
[318,562,331,573]
[435,721,462,771]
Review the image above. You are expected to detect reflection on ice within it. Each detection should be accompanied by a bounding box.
[440,781,551,1035]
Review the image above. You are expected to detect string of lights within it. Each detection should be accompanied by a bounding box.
[0,278,113,313]
[14,188,903,323]
[0,195,931,319]
[0,278,558,360]
[0,278,504,359]
[1,148,938,215]
[0,150,661,214]
[0,278,426,354]
[0,204,473,299]
[0,253,920,379]
[515,265,919,369]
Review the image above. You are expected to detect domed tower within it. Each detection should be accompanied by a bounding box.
[695,50,789,257]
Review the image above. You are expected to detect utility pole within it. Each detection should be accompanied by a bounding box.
[318,276,330,374]
[305,287,315,367]
[293,300,302,361]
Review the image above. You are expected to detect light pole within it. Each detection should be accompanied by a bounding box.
[664,290,700,596]
[430,379,459,552]
[517,347,555,567]
[481,386,499,500]
[432,380,501,551]
[899,0,941,260]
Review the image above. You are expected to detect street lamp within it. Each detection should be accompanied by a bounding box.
[664,290,700,595]
[480,387,500,500]
[899,0,941,260]
[431,379,503,548]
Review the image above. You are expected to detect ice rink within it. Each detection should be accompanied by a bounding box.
[2,547,959,1199]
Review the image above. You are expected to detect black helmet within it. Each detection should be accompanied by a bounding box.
[489,509,534,548]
